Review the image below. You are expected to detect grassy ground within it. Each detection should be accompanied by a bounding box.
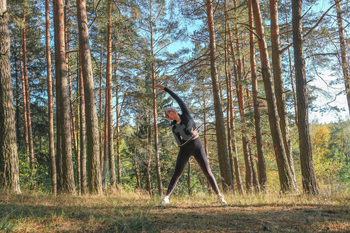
[0,190,349,232]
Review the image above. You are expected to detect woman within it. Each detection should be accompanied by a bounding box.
[155,84,227,204]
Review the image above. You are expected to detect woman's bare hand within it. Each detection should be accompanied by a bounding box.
[191,128,199,139]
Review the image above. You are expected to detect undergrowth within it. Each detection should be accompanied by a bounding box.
[0,188,349,232]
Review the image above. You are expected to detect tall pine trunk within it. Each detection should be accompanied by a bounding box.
[251,0,297,193]
[99,44,103,172]
[20,44,29,162]
[106,0,116,193]
[115,74,122,187]
[292,0,318,195]
[0,1,21,194]
[206,0,233,191]
[22,11,35,169]
[224,0,236,193]
[248,0,266,190]
[53,0,75,195]
[77,0,102,195]
[147,117,153,195]
[46,0,57,195]
[149,9,163,196]
[102,93,108,193]
[270,0,296,183]
[79,52,87,195]
[335,0,350,114]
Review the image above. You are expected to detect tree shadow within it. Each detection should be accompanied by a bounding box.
[0,195,349,232]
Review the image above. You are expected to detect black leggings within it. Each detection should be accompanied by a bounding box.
[166,137,220,196]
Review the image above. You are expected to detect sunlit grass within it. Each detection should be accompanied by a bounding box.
[0,188,349,232]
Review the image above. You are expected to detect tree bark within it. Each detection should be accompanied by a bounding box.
[102,92,108,193]
[20,44,29,162]
[270,0,296,183]
[0,1,21,194]
[107,0,116,193]
[251,0,298,193]
[335,0,350,115]
[99,44,103,172]
[187,159,192,195]
[206,0,233,191]
[46,0,57,195]
[149,6,163,196]
[292,0,318,195]
[65,5,80,193]
[53,0,76,195]
[77,0,102,195]
[248,0,266,190]
[79,51,87,195]
[147,117,153,195]
[22,10,35,169]
[202,80,212,194]
[224,0,236,193]
[115,74,122,187]
[14,46,20,147]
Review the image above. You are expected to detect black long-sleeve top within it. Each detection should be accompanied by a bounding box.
[164,87,198,147]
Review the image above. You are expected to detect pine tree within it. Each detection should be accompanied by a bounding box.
[77,0,102,195]
[0,1,21,194]
[54,0,76,195]
[292,0,318,195]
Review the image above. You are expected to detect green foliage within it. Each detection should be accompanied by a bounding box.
[0,210,15,232]
[311,120,350,185]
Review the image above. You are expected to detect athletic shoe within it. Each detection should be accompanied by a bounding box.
[218,194,227,204]
[160,196,170,205]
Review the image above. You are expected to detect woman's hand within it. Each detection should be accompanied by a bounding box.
[155,84,165,90]
[191,128,199,139]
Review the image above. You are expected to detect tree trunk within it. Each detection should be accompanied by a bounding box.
[249,0,267,190]
[53,0,76,195]
[202,80,212,194]
[22,11,35,169]
[20,44,29,162]
[335,0,350,115]
[46,0,57,195]
[0,1,21,194]
[14,47,20,147]
[115,75,122,187]
[65,5,79,192]
[79,51,87,195]
[288,46,298,125]
[102,95,108,193]
[187,159,192,195]
[107,0,116,193]
[292,0,318,195]
[75,71,81,195]
[77,0,102,195]
[224,0,235,193]
[234,0,256,193]
[150,11,163,196]
[251,0,298,193]
[99,44,103,172]
[270,0,296,183]
[147,117,153,195]
[225,4,245,194]
[206,0,233,191]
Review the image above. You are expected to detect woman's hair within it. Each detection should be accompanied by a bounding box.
[166,107,177,112]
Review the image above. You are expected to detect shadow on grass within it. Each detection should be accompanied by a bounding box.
[0,195,349,232]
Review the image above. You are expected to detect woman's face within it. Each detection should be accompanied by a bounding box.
[165,108,178,120]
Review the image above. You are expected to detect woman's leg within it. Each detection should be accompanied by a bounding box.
[192,139,221,195]
[165,147,191,196]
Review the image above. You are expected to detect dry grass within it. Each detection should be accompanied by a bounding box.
[0,189,349,232]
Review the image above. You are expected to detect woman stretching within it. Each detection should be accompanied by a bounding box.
[155,84,227,204]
